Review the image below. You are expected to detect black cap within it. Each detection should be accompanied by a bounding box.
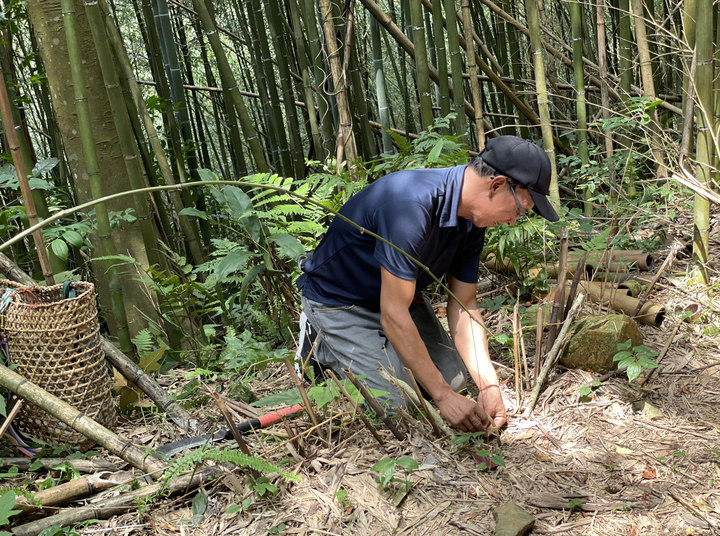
[479,136,559,222]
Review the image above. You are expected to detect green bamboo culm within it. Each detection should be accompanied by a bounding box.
[693,0,713,284]
[289,0,325,162]
[101,0,206,266]
[524,0,559,211]
[570,0,591,217]
[84,0,165,273]
[370,13,394,153]
[461,0,484,149]
[431,0,451,120]
[442,0,467,140]
[617,0,635,196]
[60,0,132,355]
[410,0,434,130]
[191,0,269,173]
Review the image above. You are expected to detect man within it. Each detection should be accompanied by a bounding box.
[296,136,559,433]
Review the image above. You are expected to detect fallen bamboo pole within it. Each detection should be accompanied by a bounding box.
[524,293,586,417]
[0,458,118,473]
[11,467,223,536]
[633,242,681,317]
[13,471,134,515]
[0,252,201,434]
[0,363,166,476]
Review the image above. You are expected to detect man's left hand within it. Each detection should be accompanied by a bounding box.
[477,385,507,429]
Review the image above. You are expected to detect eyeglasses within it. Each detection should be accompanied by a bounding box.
[507,180,527,221]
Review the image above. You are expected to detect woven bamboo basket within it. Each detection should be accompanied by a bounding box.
[0,281,116,451]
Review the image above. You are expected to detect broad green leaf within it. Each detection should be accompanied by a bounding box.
[613,351,632,362]
[226,504,240,514]
[0,491,20,524]
[477,449,491,457]
[224,186,252,218]
[240,214,262,243]
[62,230,84,248]
[371,457,396,486]
[32,157,59,177]
[616,339,633,351]
[0,398,5,418]
[215,250,251,281]
[250,389,301,407]
[626,362,642,382]
[491,454,506,467]
[50,239,68,261]
[139,347,165,373]
[578,386,592,397]
[198,168,219,181]
[270,233,305,261]
[427,139,444,163]
[28,178,53,190]
[178,207,209,219]
[192,492,208,517]
[239,264,266,306]
[396,456,419,472]
[308,383,339,409]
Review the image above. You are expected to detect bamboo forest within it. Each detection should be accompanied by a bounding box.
[0,0,720,533]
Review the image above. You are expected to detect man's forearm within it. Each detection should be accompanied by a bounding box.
[381,306,453,401]
[448,307,498,389]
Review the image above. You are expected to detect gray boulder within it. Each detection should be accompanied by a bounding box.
[560,314,643,373]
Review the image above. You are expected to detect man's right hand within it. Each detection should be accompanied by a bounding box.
[435,388,493,433]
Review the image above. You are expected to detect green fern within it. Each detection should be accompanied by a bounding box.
[163,447,301,483]
[132,329,154,357]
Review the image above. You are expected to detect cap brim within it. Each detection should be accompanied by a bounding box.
[529,189,559,222]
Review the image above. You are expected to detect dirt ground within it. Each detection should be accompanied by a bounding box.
[8,225,720,535]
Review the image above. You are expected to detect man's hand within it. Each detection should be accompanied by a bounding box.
[435,388,493,433]
[477,384,507,429]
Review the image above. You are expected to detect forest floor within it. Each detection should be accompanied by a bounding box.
[11,215,720,536]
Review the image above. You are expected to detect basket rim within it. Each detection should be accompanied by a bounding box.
[0,281,95,307]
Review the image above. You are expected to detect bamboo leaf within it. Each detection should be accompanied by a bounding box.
[427,139,445,163]
[240,264,266,306]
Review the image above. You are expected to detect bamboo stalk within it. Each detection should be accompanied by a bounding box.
[442,0,467,138]
[0,363,166,475]
[410,0,434,129]
[534,306,543,385]
[633,242,681,316]
[0,67,54,286]
[0,458,118,473]
[377,365,452,437]
[13,471,134,515]
[524,293,586,417]
[461,0,485,148]
[512,297,521,407]
[326,370,384,446]
[282,356,325,443]
[12,467,223,536]
[342,368,406,441]
[546,228,569,350]
[404,367,443,438]
[60,0,131,354]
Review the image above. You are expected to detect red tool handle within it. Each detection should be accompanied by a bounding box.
[256,404,305,427]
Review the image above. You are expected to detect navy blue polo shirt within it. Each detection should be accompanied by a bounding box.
[296,165,486,310]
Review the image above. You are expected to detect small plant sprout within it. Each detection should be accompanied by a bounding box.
[475,448,506,471]
[371,456,419,506]
[578,381,603,402]
[566,498,583,511]
[613,340,658,382]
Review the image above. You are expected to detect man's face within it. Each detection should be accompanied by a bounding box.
[462,177,535,228]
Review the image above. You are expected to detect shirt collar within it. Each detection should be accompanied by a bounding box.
[438,165,467,228]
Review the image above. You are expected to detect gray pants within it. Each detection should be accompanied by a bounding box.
[301,295,468,409]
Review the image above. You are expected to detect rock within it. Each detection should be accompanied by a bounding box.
[560,314,643,373]
[632,400,664,420]
[493,502,535,536]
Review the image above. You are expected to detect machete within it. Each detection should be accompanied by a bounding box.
[156,404,304,458]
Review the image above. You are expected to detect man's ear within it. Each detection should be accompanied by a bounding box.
[488,175,508,197]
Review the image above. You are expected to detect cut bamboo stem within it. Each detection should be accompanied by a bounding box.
[377,365,452,437]
[524,293,585,417]
[13,471,134,515]
[326,370,384,446]
[342,368,405,441]
[12,467,223,536]
[546,228,569,350]
[534,307,543,385]
[404,367,443,438]
[283,356,326,444]
[0,458,118,473]
[0,399,23,438]
[512,299,521,408]
[0,363,166,476]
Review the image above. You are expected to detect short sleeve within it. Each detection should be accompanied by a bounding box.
[449,229,486,283]
[372,201,431,281]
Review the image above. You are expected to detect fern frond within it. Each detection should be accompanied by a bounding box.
[132,329,154,356]
[163,447,301,483]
